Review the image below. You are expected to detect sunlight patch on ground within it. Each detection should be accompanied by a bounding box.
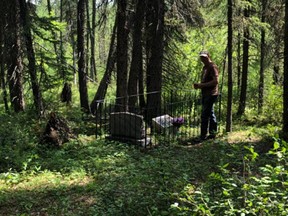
[1,170,93,192]
[78,134,97,143]
[226,130,262,144]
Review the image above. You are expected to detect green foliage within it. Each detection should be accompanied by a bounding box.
[0,113,39,173]
[262,84,283,123]
[164,25,227,93]
[0,0,287,215]
[172,139,288,215]
[0,107,286,215]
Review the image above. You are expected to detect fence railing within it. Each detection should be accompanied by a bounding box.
[94,90,220,147]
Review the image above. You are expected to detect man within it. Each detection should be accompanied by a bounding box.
[194,51,219,140]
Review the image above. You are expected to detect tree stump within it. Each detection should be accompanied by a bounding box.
[41,112,74,147]
[60,82,72,104]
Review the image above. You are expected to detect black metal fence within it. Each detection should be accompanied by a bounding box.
[94,91,221,147]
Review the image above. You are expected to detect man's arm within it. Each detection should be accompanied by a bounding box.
[195,76,218,88]
[194,67,219,89]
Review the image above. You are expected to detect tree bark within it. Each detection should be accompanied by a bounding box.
[90,16,117,114]
[146,0,164,120]
[0,0,9,112]
[283,0,288,139]
[116,0,129,112]
[77,0,90,112]
[237,31,241,96]
[6,0,25,112]
[90,0,97,81]
[67,1,77,85]
[237,4,250,117]
[128,0,146,110]
[226,0,233,132]
[85,0,90,80]
[59,0,66,79]
[258,0,267,114]
[19,0,44,116]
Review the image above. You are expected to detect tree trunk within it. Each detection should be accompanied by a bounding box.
[19,0,44,116]
[90,16,117,114]
[77,0,90,112]
[283,0,288,140]
[85,0,90,80]
[128,0,146,110]
[146,0,164,120]
[138,62,146,109]
[258,0,267,114]
[226,0,233,132]
[67,1,77,85]
[99,28,106,63]
[0,0,9,112]
[59,0,66,79]
[6,0,25,112]
[237,4,250,117]
[47,0,52,13]
[90,0,97,81]
[237,31,241,96]
[116,0,129,112]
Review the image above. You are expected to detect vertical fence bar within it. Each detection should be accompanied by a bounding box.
[95,102,98,139]
[99,101,103,138]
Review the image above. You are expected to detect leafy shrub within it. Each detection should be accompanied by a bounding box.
[172,139,288,215]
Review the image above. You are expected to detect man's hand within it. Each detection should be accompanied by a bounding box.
[193,83,202,89]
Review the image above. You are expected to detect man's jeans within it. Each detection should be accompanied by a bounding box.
[201,95,218,138]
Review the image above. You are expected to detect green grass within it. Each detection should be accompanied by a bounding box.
[0,111,284,215]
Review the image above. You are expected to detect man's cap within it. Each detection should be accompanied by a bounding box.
[199,51,209,58]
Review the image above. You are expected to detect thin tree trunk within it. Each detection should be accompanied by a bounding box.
[77,0,90,112]
[128,0,145,110]
[237,31,241,96]
[0,1,9,112]
[258,0,267,114]
[6,0,25,112]
[90,17,117,114]
[138,62,146,108]
[19,0,44,116]
[226,0,233,132]
[283,0,288,139]
[138,1,147,109]
[47,0,52,13]
[236,8,242,96]
[0,49,8,112]
[67,2,77,85]
[116,0,129,112]
[237,4,250,117]
[85,0,90,80]
[90,0,97,81]
[59,0,66,80]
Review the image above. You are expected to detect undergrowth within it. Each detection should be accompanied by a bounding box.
[0,112,287,215]
[171,138,288,215]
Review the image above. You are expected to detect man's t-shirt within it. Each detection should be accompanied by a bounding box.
[201,62,219,96]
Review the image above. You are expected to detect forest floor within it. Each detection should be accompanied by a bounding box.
[0,123,277,215]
